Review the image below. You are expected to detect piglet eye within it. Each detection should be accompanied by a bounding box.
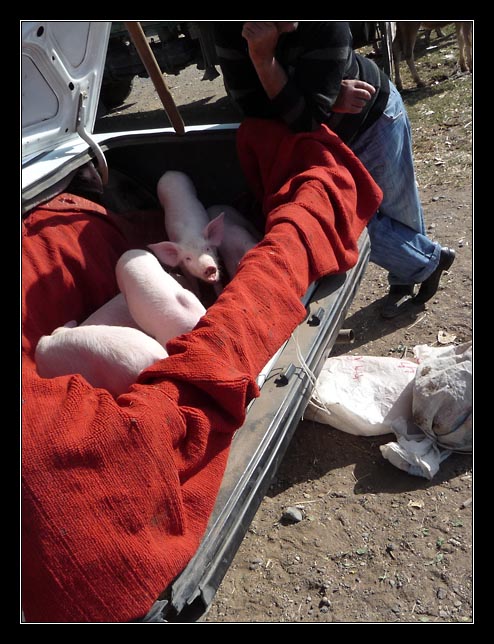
[185,256,192,262]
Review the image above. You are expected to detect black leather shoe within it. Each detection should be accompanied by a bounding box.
[381,284,416,319]
[414,247,456,304]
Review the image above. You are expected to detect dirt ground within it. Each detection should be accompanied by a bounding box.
[95,25,473,624]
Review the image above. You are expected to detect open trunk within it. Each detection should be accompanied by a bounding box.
[22,21,371,623]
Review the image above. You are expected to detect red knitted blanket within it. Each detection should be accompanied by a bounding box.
[21,119,382,622]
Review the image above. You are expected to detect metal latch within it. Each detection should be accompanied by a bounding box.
[308,307,325,326]
[76,92,109,186]
[275,363,296,386]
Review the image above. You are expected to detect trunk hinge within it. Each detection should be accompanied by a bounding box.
[76,92,109,186]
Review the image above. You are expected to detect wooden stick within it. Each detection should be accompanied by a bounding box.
[124,21,185,135]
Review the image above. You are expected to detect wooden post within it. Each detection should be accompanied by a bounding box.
[124,21,185,135]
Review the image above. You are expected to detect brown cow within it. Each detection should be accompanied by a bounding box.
[392,21,472,91]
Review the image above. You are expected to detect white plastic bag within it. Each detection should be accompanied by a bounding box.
[412,342,472,452]
[304,355,418,436]
[380,342,472,479]
[380,418,453,480]
[305,343,473,480]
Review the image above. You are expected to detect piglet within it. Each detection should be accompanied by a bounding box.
[35,323,168,398]
[207,204,262,280]
[81,274,196,330]
[81,293,140,329]
[149,171,224,284]
[116,248,206,348]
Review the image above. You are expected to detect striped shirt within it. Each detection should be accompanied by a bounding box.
[213,21,389,144]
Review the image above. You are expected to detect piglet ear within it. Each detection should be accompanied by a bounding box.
[204,212,224,246]
[148,241,181,267]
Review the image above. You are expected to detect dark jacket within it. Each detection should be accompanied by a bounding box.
[213,21,390,144]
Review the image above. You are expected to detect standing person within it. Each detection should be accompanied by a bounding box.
[213,21,455,318]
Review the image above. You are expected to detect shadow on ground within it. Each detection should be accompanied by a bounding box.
[95,95,240,134]
[270,419,472,497]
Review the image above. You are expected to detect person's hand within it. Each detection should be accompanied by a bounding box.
[242,22,280,66]
[332,79,376,114]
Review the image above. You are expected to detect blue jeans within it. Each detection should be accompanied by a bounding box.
[349,83,441,286]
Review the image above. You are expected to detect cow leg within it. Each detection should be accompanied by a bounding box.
[456,22,468,71]
[406,52,425,87]
[455,22,473,73]
[394,22,424,90]
[465,26,473,71]
[403,23,424,87]
[392,35,404,91]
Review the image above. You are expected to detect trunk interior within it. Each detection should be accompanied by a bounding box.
[24,125,370,622]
